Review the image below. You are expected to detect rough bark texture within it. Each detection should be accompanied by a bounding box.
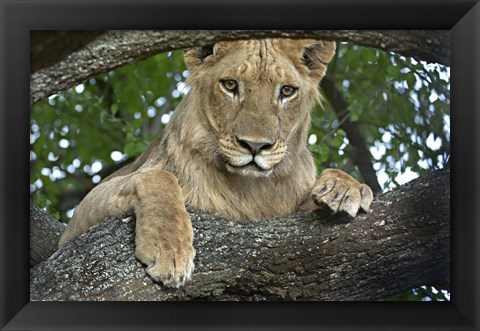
[30,30,449,105]
[30,31,104,73]
[321,76,383,194]
[30,168,450,301]
[29,201,66,267]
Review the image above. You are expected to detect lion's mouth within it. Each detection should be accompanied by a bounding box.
[224,161,274,178]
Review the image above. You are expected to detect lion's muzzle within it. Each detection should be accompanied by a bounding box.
[219,136,287,177]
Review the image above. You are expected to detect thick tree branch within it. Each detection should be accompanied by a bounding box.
[30,31,104,73]
[30,168,450,301]
[321,76,383,194]
[30,30,449,105]
[30,201,66,267]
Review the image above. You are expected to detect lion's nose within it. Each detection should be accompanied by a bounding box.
[236,137,276,155]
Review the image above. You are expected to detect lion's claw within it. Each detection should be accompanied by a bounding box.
[312,168,373,217]
[136,242,195,288]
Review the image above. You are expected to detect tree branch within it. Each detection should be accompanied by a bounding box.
[321,76,383,194]
[30,201,66,267]
[30,30,449,105]
[30,168,450,301]
[30,31,105,73]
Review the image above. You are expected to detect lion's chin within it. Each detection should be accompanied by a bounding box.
[225,163,274,178]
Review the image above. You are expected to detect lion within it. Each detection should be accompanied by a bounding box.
[58,39,373,288]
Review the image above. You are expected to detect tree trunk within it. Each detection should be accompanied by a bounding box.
[30,30,449,105]
[30,168,450,301]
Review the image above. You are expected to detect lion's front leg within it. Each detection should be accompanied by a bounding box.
[131,170,195,288]
[310,168,373,217]
[58,169,195,288]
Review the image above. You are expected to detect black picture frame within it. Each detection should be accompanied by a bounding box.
[1,0,479,330]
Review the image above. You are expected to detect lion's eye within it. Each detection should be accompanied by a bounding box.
[280,85,297,98]
[221,79,239,93]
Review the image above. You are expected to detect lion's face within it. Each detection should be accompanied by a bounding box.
[185,39,335,178]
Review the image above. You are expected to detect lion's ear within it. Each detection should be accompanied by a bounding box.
[291,40,336,81]
[184,45,215,70]
[184,42,234,71]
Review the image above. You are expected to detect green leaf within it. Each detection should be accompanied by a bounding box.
[110,103,119,115]
[123,141,147,157]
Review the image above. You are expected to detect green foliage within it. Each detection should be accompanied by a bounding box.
[30,51,187,220]
[308,43,450,188]
[30,42,450,302]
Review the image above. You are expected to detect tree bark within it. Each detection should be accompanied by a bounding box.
[30,201,66,267]
[30,30,449,105]
[30,168,450,301]
[30,31,105,73]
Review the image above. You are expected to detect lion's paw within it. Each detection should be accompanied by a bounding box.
[135,239,195,288]
[312,168,373,217]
